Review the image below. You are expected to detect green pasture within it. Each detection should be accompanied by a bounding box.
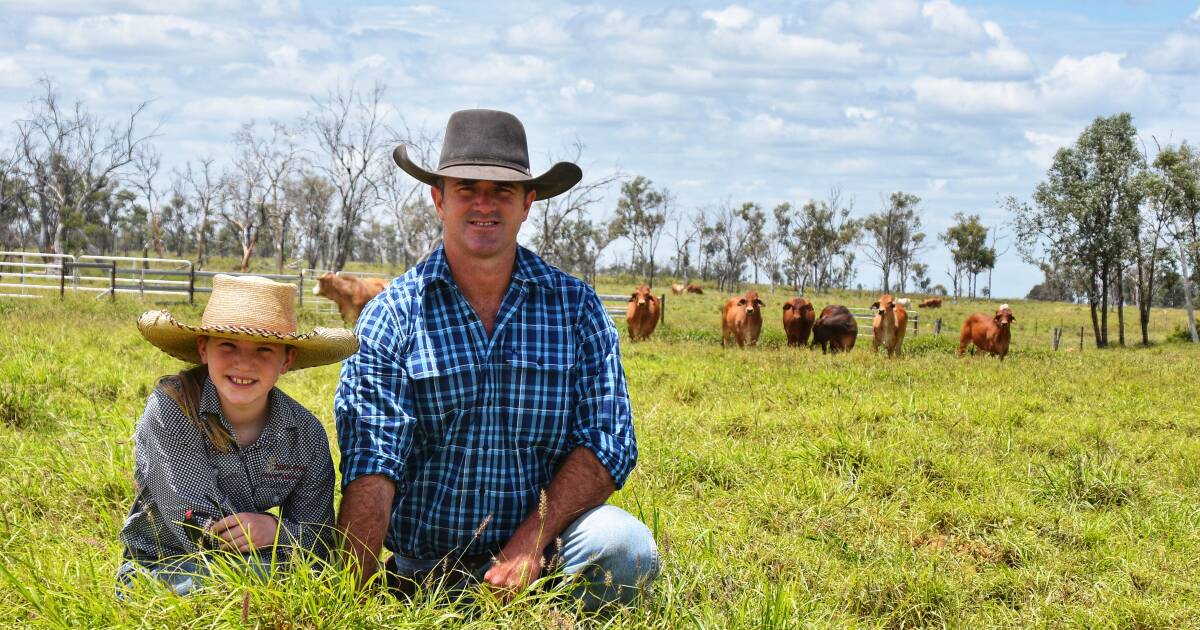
[1,281,1199,628]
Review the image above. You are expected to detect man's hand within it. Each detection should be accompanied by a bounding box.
[483,543,544,597]
[209,512,279,553]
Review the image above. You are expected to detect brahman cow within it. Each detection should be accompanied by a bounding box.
[671,283,686,295]
[811,305,858,354]
[920,297,943,308]
[870,293,908,357]
[782,297,816,347]
[313,272,389,325]
[626,285,661,341]
[721,290,764,348]
[958,304,1016,360]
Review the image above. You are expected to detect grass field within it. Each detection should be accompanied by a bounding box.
[1,279,1199,628]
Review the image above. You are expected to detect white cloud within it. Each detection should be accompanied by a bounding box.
[922,0,982,39]
[0,57,34,88]
[28,13,246,57]
[821,0,923,42]
[927,178,947,191]
[1023,130,1072,169]
[1191,6,1200,23]
[179,96,309,122]
[845,106,880,121]
[507,17,571,49]
[702,5,755,30]
[560,79,595,99]
[912,77,1036,115]
[1142,33,1200,73]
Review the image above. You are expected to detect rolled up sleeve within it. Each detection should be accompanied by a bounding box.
[334,296,417,491]
[570,293,637,489]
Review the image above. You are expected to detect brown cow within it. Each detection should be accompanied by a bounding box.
[671,283,685,295]
[625,285,660,341]
[782,297,815,347]
[958,304,1015,360]
[870,294,908,357]
[313,272,389,325]
[686,283,704,295]
[721,290,764,348]
[811,305,857,354]
[920,297,943,308]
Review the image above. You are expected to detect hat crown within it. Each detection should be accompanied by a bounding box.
[437,109,531,175]
[201,274,297,335]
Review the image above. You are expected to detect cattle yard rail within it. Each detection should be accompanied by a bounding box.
[0,252,402,315]
[598,293,666,323]
[846,308,922,336]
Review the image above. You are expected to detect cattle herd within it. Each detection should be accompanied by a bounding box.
[310,276,1016,360]
[623,285,1018,360]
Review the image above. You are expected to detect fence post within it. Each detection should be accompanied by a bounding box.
[298,273,305,307]
[1079,326,1084,351]
[934,318,942,335]
[139,264,145,300]
[1052,327,1061,351]
[59,260,67,299]
[913,313,919,336]
[110,262,117,302]
[188,264,195,305]
[660,294,665,323]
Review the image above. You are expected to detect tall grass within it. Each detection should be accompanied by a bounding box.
[1,283,1199,627]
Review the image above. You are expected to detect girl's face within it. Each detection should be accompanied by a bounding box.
[197,337,296,419]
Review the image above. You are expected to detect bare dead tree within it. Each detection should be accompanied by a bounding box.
[378,120,441,270]
[236,121,301,273]
[527,139,624,272]
[308,82,388,271]
[14,79,155,255]
[132,145,164,259]
[224,128,270,272]
[180,157,223,269]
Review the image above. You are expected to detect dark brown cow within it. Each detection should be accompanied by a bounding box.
[721,290,764,348]
[958,304,1015,360]
[870,293,908,357]
[811,305,858,354]
[782,297,815,347]
[626,285,661,341]
[920,297,943,308]
[313,272,389,325]
[686,283,704,295]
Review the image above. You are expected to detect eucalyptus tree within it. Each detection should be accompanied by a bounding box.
[1152,142,1200,342]
[611,176,668,286]
[863,191,924,293]
[1011,113,1145,347]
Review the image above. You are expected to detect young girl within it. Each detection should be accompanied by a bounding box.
[117,274,358,596]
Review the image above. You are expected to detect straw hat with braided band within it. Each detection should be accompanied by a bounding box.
[138,274,358,370]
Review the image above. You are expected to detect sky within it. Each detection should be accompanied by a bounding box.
[2,0,1199,298]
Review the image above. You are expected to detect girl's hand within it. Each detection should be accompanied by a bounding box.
[209,512,279,553]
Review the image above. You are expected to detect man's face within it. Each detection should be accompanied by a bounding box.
[431,176,535,262]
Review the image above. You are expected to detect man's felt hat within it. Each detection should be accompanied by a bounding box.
[138,274,358,370]
[392,109,583,200]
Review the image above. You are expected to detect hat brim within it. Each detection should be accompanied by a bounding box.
[138,311,358,370]
[393,145,582,201]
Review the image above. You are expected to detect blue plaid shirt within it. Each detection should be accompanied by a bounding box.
[334,245,636,560]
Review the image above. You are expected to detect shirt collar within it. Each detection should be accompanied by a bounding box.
[417,244,555,291]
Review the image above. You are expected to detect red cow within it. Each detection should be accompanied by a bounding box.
[626,285,661,341]
[920,297,943,308]
[313,272,389,325]
[782,297,815,347]
[870,294,908,357]
[686,283,704,295]
[722,290,764,348]
[811,305,858,354]
[958,304,1016,360]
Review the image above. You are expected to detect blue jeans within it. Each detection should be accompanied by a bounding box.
[388,505,660,610]
[115,553,276,598]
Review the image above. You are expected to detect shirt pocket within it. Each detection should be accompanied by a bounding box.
[500,350,574,449]
[406,354,475,446]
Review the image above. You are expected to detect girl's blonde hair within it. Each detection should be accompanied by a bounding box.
[154,365,236,453]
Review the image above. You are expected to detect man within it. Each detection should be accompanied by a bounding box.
[334,109,658,609]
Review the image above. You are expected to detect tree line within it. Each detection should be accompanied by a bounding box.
[2,83,1196,347]
[1008,113,1200,347]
